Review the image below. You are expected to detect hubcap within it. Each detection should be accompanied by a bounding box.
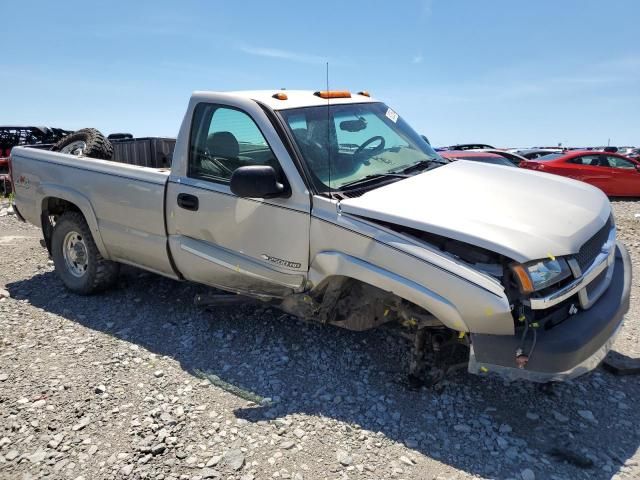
[62,231,88,277]
[60,140,87,156]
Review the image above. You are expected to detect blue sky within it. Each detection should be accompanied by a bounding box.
[2,0,639,147]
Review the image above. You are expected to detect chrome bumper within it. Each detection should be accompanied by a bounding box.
[528,224,616,310]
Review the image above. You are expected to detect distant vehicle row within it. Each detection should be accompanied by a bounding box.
[439,144,640,197]
[520,150,640,197]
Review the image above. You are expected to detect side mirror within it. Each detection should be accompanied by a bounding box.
[230,165,285,199]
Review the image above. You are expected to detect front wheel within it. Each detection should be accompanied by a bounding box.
[51,211,119,294]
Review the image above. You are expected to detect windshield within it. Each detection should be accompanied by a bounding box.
[279,102,442,191]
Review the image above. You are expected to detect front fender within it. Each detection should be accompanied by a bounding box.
[37,183,110,259]
[309,251,470,332]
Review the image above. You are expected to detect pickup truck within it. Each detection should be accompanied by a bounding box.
[9,90,631,383]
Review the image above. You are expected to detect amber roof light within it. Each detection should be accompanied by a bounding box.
[314,90,352,99]
[272,92,288,100]
[357,91,370,97]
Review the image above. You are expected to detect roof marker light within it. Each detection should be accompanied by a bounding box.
[357,91,370,97]
[272,93,288,100]
[314,90,351,99]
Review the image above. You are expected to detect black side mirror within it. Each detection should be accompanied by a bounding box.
[230,165,285,199]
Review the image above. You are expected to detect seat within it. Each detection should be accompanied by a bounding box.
[207,131,239,159]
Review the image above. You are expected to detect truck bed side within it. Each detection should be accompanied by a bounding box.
[11,147,177,278]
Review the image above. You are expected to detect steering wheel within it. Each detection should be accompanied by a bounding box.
[203,152,235,177]
[353,136,385,160]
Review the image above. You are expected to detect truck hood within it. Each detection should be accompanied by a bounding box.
[339,161,611,263]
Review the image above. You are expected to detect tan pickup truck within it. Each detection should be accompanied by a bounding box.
[9,90,631,384]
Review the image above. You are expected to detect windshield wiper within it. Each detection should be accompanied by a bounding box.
[340,173,410,190]
[338,157,446,191]
[396,157,447,175]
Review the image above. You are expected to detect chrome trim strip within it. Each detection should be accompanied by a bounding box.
[529,226,616,310]
[180,244,303,289]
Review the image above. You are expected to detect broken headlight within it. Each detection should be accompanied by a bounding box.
[511,257,572,293]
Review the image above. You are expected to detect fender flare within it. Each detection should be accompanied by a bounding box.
[308,251,470,332]
[37,183,111,259]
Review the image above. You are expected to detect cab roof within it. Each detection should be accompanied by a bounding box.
[197,90,378,110]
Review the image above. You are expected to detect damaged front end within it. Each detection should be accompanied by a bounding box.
[371,215,632,383]
[470,239,631,382]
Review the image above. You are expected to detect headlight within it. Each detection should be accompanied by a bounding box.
[511,257,572,293]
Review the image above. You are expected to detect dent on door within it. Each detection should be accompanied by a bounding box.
[167,181,308,298]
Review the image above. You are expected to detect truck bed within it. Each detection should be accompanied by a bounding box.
[10,146,177,278]
[111,137,175,168]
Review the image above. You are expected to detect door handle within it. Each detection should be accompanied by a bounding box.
[177,193,199,211]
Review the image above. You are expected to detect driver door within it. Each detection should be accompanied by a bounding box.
[166,99,310,297]
[605,155,640,196]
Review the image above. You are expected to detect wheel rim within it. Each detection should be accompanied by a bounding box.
[62,230,88,277]
[60,140,87,155]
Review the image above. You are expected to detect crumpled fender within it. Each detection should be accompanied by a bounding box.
[308,251,470,332]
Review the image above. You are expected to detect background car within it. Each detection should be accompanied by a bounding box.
[439,150,516,166]
[519,150,640,196]
[473,149,527,165]
[509,148,564,160]
[437,143,495,151]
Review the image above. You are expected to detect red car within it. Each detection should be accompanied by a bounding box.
[439,150,516,167]
[519,150,640,196]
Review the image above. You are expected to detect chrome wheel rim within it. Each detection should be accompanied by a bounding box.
[62,230,88,277]
[60,140,87,155]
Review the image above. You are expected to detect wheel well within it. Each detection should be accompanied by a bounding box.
[41,197,83,253]
[279,275,445,331]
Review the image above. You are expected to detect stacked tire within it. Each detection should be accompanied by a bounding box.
[51,128,113,160]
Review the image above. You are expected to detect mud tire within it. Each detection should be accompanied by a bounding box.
[51,211,119,294]
[51,128,113,160]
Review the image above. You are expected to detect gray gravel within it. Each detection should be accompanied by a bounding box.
[1,198,639,479]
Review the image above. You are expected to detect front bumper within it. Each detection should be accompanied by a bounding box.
[469,241,631,382]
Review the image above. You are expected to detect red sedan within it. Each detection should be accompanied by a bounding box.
[519,150,640,196]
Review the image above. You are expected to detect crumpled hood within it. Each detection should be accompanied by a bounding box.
[339,161,611,263]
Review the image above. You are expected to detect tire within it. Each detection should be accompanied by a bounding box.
[51,211,119,294]
[51,128,113,160]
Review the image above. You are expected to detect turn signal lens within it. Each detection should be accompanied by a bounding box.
[272,93,288,100]
[511,264,534,294]
[314,90,351,99]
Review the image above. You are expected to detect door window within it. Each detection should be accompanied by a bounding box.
[606,156,636,169]
[569,155,604,166]
[189,104,278,183]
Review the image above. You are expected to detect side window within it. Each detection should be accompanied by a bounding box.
[570,155,602,166]
[189,104,278,183]
[606,156,635,169]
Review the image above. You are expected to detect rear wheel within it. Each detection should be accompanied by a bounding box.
[51,128,113,160]
[51,211,119,294]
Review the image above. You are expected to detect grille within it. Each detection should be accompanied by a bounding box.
[586,268,608,297]
[575,217,612,272]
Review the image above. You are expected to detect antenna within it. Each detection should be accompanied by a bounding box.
[326,61,332,194]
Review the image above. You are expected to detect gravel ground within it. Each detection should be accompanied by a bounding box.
[1,199,639,480]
